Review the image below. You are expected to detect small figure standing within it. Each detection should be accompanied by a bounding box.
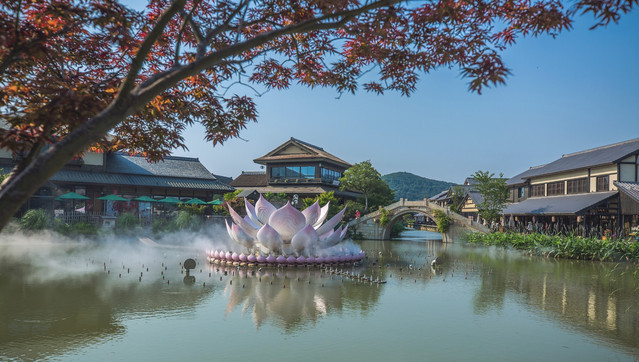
[355,210,361,219]
[526,221,533,234]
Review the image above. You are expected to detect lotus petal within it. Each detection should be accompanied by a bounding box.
[296,256,306,264]
[244,215,260,230]
[313,202,331,229]
[231,223,254,249]
[268,202,307,243]
[315,206,346,236]
[255,195,277,225]
[256,254,266,263]
[231,252,239,261]
[286,255,297,264]
[302,201,320,226]
[225,251,232,260]
[339,225,349,240]
[323,225,343,247]
[245,198,263,227]
[239,253,247,262]
[257,223,283,252]
[247,254,256,263]
[291,224,318,254]
[306,256,316,264]
[276,255,286,264]
[213,250,220,258]
[227,202,258,239]
[316,256,325,264]
[266,255,276,263]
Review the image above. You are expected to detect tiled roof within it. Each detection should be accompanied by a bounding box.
[106,153,216,180]
[0,153,235,192]
[502,191,617,215]
[253,137,351,168]
[51,170,234,191]
[230,171,268,187]
[429,190,449,201]
[506,138,639,184]
[615,181,639,203]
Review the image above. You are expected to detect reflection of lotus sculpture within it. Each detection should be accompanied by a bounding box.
[207,194,364,266]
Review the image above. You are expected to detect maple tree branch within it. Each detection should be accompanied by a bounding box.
[176,0,203,64]
[117,0,187,100]
[205,0,250,43]
[134,0,399,102]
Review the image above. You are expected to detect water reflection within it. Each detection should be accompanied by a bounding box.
[0,243,214,361]
[439,243,639,354]
[210,264,383,332]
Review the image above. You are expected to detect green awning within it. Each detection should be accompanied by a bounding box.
[185,198,207,205]
[157,197,182,204]
[208,199,223,205]
[133,196,158,202]
[55,192,89,200]
[97,194,128,201]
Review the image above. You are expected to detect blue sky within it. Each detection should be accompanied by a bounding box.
[158,5,639,184]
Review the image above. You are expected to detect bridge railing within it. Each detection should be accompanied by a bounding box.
[350,198,489,233]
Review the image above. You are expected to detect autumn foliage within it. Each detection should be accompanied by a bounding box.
[0,0,635,230]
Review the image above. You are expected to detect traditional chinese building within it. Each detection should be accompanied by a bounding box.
[502,138,639,233]
[230,137,362,203]
[0,150,233,220]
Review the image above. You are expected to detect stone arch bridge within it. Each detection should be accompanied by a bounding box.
[347,199,489,242]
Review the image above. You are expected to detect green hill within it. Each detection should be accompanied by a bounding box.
[382,172,455,200]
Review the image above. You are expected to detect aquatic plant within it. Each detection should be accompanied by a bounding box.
[466,232,639,262]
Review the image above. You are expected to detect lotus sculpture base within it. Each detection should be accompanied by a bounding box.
[213,194,364,267]
[205,249,365,267]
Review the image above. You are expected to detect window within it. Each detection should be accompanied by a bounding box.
[321,168,341,182]
[285,166,300,178]
[567,178,587,194]
[271,167,285,179]
[530,184,545,197]
[301,166,315,179]
[518,187,525,199]
[596,175,609,192]
[547,181,565,196]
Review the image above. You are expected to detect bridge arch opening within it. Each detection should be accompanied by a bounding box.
[382,210,441,240]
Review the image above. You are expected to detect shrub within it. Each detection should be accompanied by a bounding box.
[379,208,390,227]
[173,211,201,231]
[20,209,49,231]
[115,212,137,232]
[432,209,450,233]
[70,222,98,236]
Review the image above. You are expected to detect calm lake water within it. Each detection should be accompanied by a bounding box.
[1,229,638,361]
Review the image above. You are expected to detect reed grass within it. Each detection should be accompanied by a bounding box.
[466,232,639,262]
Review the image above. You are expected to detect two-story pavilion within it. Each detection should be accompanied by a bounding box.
[230,137,362,202]
[502,138,639,232]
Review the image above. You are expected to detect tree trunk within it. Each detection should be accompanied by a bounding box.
[0,101,133,231]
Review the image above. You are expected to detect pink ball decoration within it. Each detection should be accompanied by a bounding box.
[247,254,257,263]
[239,253,247,262]
[316,256,325,264]
[231,252,239,261]
[257,254,267,263]
[225,251,232,260]
[296,256,306,264]
[286,255,296,264]
[276,255,286,264]
[266,255,276,264]
[306,256,315,264]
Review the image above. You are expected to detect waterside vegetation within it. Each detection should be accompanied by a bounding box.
[467,232,639,262]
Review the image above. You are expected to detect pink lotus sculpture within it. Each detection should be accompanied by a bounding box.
[208,194,364,266]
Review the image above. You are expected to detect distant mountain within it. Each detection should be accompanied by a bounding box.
[382,172,455,200]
